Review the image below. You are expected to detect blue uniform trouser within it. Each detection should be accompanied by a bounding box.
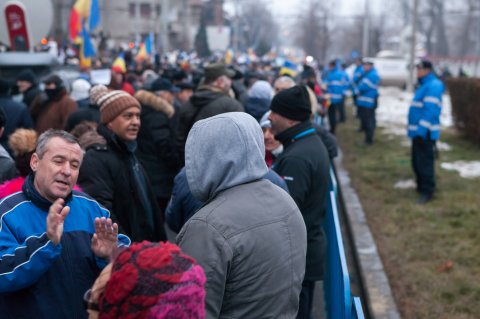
[412,136,436,196]
[328,103,342,134]
[359,107,376,144]
[337,100,346,122]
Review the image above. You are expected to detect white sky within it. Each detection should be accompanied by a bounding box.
[225,0,385,21]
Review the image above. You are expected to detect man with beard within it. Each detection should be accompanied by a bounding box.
[29,75,77,134]
[176,63,244,164]
[78,90,167,242]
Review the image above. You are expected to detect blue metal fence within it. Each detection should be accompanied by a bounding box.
[352,297,365,319]
[323,167,366,319]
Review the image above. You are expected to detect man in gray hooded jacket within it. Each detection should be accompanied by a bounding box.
[177,112,307,318]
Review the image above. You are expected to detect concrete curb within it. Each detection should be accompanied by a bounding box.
[335,150,401,319]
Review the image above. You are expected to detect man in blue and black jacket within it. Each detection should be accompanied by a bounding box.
[0,129,130,319]
[408,60,445,204]
[355,59,381,145]
[325,60,349,134]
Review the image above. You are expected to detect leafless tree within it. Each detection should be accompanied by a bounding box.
[237,0,278,56]
[294,0,332,62]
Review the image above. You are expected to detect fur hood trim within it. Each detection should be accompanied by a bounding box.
[134,90,175,118]
[8,129,37,157]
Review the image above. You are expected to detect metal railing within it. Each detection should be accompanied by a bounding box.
[323,167,366,318]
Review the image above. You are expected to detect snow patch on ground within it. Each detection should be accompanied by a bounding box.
[441,161,480,179]
[436,141,452,151]
[394,179,416,189]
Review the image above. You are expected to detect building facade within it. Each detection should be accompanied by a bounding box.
[51,0,204,52]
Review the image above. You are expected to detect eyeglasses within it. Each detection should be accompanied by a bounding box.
[83,288,100,311]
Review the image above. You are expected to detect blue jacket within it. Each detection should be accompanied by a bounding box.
[353,64,364,84]
[166,167,289,233]
[325,67,349,104]
[356,68,380,108]
[0,175,130,319]
[408,72,445,140]
[244,97,271,122]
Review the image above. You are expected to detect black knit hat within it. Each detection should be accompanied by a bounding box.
[16,69,36,84]
[416,59,433,70]
[43,74,64,88]
[270,85,311,121]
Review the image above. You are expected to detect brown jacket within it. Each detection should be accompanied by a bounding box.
[30,89,77,134]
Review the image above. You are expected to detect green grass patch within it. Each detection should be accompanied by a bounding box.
[337,114,480,319]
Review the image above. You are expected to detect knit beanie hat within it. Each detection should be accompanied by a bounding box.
[95,90,141,124]
[16,69,36,84]
[270,85,311,121]
[99,241,206,319]
[43,74,65,88]
[70,78,92,101]
[259,111,272,128]
[249,80,273,100]
[89,84,109,105]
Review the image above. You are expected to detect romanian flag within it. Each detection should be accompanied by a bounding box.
[135,43,147,62]
[112,54,127,73]
[69,0,100,41]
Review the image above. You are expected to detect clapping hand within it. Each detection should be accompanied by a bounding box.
[47,198,70,245]
[91,217,118,260]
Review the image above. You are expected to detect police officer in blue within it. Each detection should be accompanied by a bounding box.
[355,59,380,145]
[408,60,445,204]
[325,60,349,134]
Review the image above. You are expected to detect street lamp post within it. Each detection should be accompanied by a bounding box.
[362,0,369,58]
[407,0,419,92]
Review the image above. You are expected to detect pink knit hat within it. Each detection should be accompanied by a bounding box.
[99,241,206,319]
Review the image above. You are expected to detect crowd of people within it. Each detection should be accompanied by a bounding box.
[0,50,444,318]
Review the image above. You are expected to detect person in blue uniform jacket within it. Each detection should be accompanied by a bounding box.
[355,59,381,145]
[408,60,445,204]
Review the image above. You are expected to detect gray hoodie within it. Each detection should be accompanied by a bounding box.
[178,112,307,319]
[185,112,268,201]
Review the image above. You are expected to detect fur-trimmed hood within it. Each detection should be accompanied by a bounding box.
[134,90,175,118]
[8,129,37,157]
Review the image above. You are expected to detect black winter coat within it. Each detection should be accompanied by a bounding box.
[78,125,167,242]
[135,90,180,199]
[176,85,244,164]
[273,121,330,281]
[22,85,41,109]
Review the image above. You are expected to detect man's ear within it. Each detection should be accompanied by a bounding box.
[0,127,4,138]
[30,153,39,172]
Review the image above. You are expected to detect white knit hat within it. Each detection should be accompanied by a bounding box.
[70,78,92,101]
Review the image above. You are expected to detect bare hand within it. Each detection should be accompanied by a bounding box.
[47,198,70,245]
[91,217,118,260]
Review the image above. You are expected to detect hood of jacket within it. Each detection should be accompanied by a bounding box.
[134,90,175,118]
[189,85,228,109]
[185,112,268,201]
